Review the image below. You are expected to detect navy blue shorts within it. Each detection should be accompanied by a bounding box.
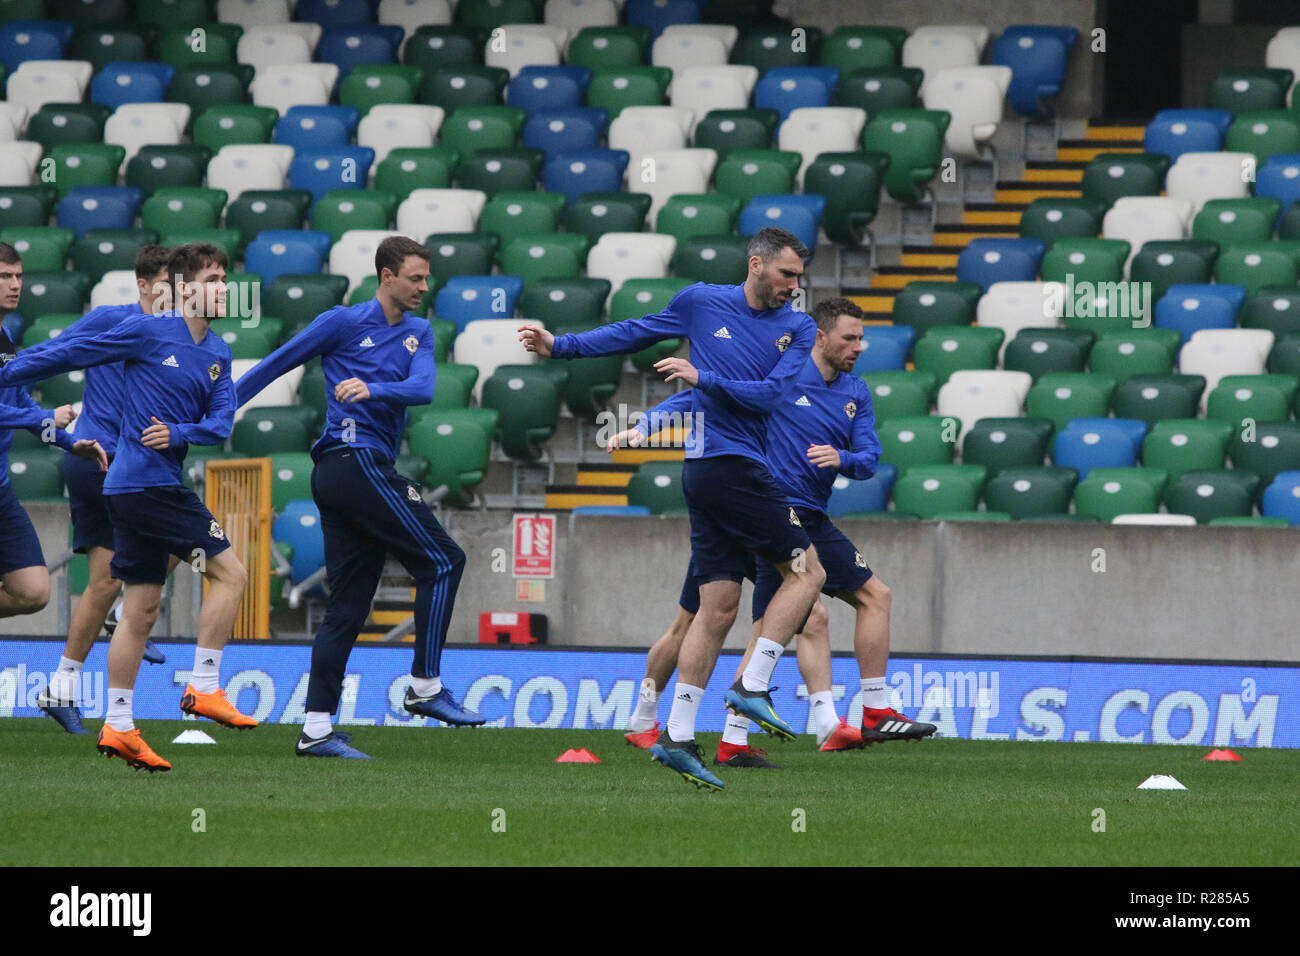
[752,508,873,622]
[65,451,116,553]
[682,455,811,584]
[677,552,758,616]
[0,481,45,575]
[104,485,231,585]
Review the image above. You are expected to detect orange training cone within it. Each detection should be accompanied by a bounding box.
[555,748,601,763]
[1203,749,1242,761]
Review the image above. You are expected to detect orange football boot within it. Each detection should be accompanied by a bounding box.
[96,725,171,772]
[624,722,660,749]
[180,685,258,729]
[818,717,867,752]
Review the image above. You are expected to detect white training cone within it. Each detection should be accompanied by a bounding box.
[172,729,217,744]
[1137,774,1186,790]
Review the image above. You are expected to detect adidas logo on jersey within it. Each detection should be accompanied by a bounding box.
[795,395,811,407]
[162,355,179,368]
[713,327,732,339]
[359,336,376,348]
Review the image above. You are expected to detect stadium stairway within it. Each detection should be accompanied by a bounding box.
[544,440,684,510]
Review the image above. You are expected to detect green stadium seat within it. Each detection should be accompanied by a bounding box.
[566,26,651,70]
[455,147,543,196]
[1214,241,1300,295]
[225,189,314,250]
[891,467,980,518]
[1239,287,1300,337]
[407,409,496,506]
[889,280,982,336]
[1003,328,1094,380]
[655,193,741,245]
[0,227,73,271]
[1205,377,1292,425]
[47,144,126,199]
[563,192,652,245]
[733,24,823,70]
[23,313,81,345]
[983,466,1078,519]
[1129,240,1219,302]
[402,25,483,74]
[480,366,563,461]
[626,461,687,515]
[1142,418,1231,480]
[499,234,582,285]
[859,370,932,419]
[1224,110,1300,165]
[876,415,960,470]
[426,319,456,362]
[912,327,999,384]
[54,0,131,25]
[440,105,526,154]
[68,234,145,284]
[217,325,275,360]
[803,151,890,249]
[1018,197,1105,241]
[374,146,460,200]
[714,150,798,204]
[517,277,611,327]
[135,0,209,28]
[455,0,535,29]
[231,409,313,456]
[340,65,423,116]
[672,235,751,285]
[587,66,671,119]
[34,370,85,406]
[961,417,1053,477]
[1192,197,1281,244]
[1228,421,1300,486]
[1267,333,1300,377]
[1026,373,1116,431]
[1089,330,1176,379]
[862,109,950,203]
[1074,468,1161,522]
[168,65,255,120]
[1164,470,1260,523]
[1110,375,1201,425]
[26,104,112,152]
[834,67,920,115]
[1206,67,1293,112]
[157,23,243,69]
[0,185,56,228]
[419,65,509,110]
[1210,515,1291,526]
[1040,238,1130,284]
[263,274,349,327]
[69,26,150,71]
[269,452,315,512]
[423,232,494,284]
[141,187,227,235]
[310,190,397,244]
[479,190,565,238]
[6,453,64,500]
[1081,153,1170,208]
[126,145,212,196]
[821,26,906,72]
[692,109,779,161]
[159,229,240,262]
[193,103,278,150]
[16,272,88,322]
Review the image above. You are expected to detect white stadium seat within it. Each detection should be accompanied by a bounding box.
[977,281,1064,361]
[216,0,291,29]
[206,144,294,201]
[231,359,304,421]
[237,25,319,73]
[670,66,757,122]
[1102,197,1194,272]
[939,369,1031,446]
[922,66,1012,158]
[652,32,728,81]
[608,106,689,167]
[659,23,739,55]
[328,229,401,295]
[395,188,486,239]
[5,61,92,115]
[380,0,453,37]
[627,148,714,222]
[0,140,42,186]
[587,233,677,301]
[454,319,539,400]
[89,270,140,309]
[0,103,28,141]
[358,108,443,166]
[903,27,985,94]
[1265,27,1300,104]
[1179,329,1274,407]
[545,0,618,31]
[484,25,567,76]
[104,104,190,162]
[1112,513,1197,526]
[251,64,338,115]
[1165,151,1254,212]
[777,107,866,186]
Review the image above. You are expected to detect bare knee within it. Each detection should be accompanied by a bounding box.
[8,578,50,612]
[209,553,248,592]
[806,598,830,636]
[864,577,891,613]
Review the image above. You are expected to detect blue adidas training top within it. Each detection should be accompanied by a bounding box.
[550,283,816,463]
[0,312,235,494]
[638,357,880,513]
[233,298,436,464]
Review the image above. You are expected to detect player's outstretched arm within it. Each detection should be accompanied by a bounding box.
[517,323,555,357]
[0,316,145,388]
[522,289,692,360]
[2,389,83,455]
[233,309,340,409]
[692,320,816,412]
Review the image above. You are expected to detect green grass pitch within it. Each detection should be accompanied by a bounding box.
[1,719,1295,866]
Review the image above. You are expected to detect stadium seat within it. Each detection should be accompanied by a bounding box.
[672,235,749,285]
[1224,110,1300,168]
[270,499,325,590]
[1025,373,1115,431]
[1180,328,1274,405]
[913,326,1000,384]
[956,238,1045,291]
[566,25,650,70]
[192,103,277,152]
[424,232,494,284]
[1110,375,1200,425]
[738,197,820,258]
[522,107,606,159]
[1074,468,1164,522]
[396,187,486,237]
[713,149,797,206]
[1128,239,1219,301]
[860,109,950,200]
[478,190,566,240]
[286,146,375,202]
[587,65,671,119]
[902,25,983,95]
[961,417,1052,477]
[1260,469,1300,524]
[825,464,897,516]
[625,461,687,514]
[921,65,1011,159]
[1018,197,1105,243]
[991,25,1077,117]
[453,318,536,400]
[1101,197,1193,270]
[243,236,323,287]
[207,144,293,201]
[891,466,980,518]
[1003,328,1093,381]
[406,410,494,506]
[859,371,933,419]
[821,26,905,73]
[542,149,629,204]
[889,281,981,337]
[876,415,960,470]
[1205,375,1293,425]
[1040,238,1129,284]
[755,70,835,124]
[1144,108,1232,163]
[1239,287,1300,337]
[479,366,562,462]
[833,65,920,117]
[1141,419,1231,480]
[776,106,865,187]
[231,408,312,456]
[982,466,1077,520]
[499,234,582,285]
[937,369,1030,446]
[1229,421,1300,486]
[43,143,124,199]
[273,105,356,152]
[517,277,611,328]
[1152,283,1243,344]
[1165,151,1254,213]
[1192,197,1280,245]
[1052,420,1139,478]
[1206,67,1292,112]
[1164,470,1259,524]
[483,24,565,77]
[1082,152,1171,209]
[436,275,524,332]
[103,103,188,164]
[628,147,715,223]
[417,64,508,109]
[976,281,1064,356]
[608,105,689,166]
[587,232,676,298]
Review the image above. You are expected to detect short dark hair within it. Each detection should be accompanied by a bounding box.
[167,242,227,295]
[747,226,810,262]
[376,235,430,280]
[811,296,864,332]
[0,242,20,266]
[135,244,171,281]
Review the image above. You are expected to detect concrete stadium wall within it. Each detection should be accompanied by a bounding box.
[11,504,1292,664]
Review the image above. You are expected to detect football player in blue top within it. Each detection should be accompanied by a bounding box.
[234,236,473,760]
[23,246,175,736]
[0,243,256,772]
[520,227,828,791]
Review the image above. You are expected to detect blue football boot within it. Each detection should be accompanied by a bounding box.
[723,680,797,742]
[649,731,725,791]
[402,686,486,726]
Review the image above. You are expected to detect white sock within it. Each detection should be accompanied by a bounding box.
[665,682,704,742]
[721,713,750,746]
[192,647,221,693]
[741,638,783,692]
[303,711,333,739]
[106,688,134,732]
[810,690,840,739]
[627,677,659,731]
[50,656,83,702]
[410,675,442,697]
[861,675,889,710]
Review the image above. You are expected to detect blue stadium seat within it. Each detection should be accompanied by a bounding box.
[543,149,630,204]
[273,105,359,150]
[1261,470,1300,524]
[625,0,699,38]
[296,0,376,27]
[523,108,608,158]
[1256,156,1300,221]
[519,65,593,93]
[255,228,333,260]
[271,499,326,590]
[956,237,1046,290]
[507,71,584,111]
[862,323,915,353]
[1053,420,1138,478]
[287,146,376,201]
[244,236,324,286]
[738,197,820,257]
[851,334,907,373]
[1154,283,1247,343]
[1066,416,1148,448]
[754,72,834,122]
[435,275,525,331]
[56,187,141,238]
[317,26,403,80]
[992,25,1079,117]
[572,505,652,516]
[91,62,173,107]
[0,21,73,71]
[827,463,897,516]
[1145,109,1231,161]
